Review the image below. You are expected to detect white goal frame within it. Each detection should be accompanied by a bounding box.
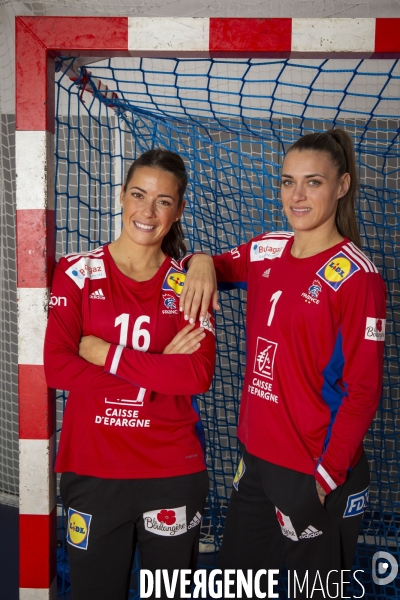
[15,15,400,599]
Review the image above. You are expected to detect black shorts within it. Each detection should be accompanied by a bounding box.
[218,446,370,599]
[60,469,209,600]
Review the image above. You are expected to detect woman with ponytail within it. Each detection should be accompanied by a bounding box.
[44,149,215,600]
[180,129,386,597]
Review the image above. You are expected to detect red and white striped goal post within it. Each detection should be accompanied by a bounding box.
[15,15,400,599]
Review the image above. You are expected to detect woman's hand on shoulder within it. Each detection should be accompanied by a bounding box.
[79,335,111,366]
[163,324,206,355]
[179,254,219,323]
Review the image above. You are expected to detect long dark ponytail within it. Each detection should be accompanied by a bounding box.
[287,128,361,247]
[123,149,188,260]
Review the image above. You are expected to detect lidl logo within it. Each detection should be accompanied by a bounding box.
[316,252,359,291]
[67,507,92,550]
[233,458,246,491]
[162,269,186,296]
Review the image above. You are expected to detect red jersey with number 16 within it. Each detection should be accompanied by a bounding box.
[44,244,215,479]
[212,232,386,494]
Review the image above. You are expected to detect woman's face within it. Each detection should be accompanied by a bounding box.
[120,166,185,250]
[281,149,349,235]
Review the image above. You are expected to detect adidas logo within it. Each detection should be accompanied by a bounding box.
[262,269,271,278]
[89,288,105,300]
[299,525,323,539]
[188,511,202,530]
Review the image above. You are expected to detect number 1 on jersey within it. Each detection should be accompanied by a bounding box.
[267,291,282,326]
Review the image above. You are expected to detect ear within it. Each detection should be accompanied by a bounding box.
[175,199,186,221]
[119,185,125,207]
[338,173,350,198]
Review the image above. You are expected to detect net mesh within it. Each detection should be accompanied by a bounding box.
[0,112,18,504]
[54,56,400,598]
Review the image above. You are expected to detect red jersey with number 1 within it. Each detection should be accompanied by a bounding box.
[44,244,215,479]
[212,232,386,494]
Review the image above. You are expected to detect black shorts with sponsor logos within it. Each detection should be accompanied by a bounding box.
[218,445,370,599]
[60,469,209,600]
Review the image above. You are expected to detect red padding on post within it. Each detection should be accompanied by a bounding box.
[20,508,57,589]
[18,16,129,53]
[17,209,55,288]
[19,365,56,440]
[375,19,400,55]
[210,18,292,55]
[16,16,129,132]
[16,17,55,133]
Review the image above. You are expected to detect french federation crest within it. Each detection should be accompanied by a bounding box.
[163,294,177,309]
[308,279,322,298]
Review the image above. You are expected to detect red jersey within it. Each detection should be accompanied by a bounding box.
[212,232,386,494]
[44,245,215,479]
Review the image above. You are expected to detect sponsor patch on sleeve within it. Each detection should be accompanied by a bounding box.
[343,487,369,518]
[66,257,106,289]
[200,312,216,336]
[365,318,386,341]
[316,252,359,291]
[143,506,187,537]
[250,239,288,262]
[67,507,92,550]
[162,268,186,296]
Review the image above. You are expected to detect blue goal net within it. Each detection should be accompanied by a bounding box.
[54,56,400,599]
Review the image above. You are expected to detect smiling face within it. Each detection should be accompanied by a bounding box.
[120,166,185,251]
[281,149,350,237]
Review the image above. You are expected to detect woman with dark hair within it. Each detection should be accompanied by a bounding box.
[180,129,386,596]
[44,149,215,600]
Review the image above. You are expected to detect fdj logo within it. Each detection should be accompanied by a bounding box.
[372,551,399,586]
[67,508,92,550]
[343,487,369,518]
